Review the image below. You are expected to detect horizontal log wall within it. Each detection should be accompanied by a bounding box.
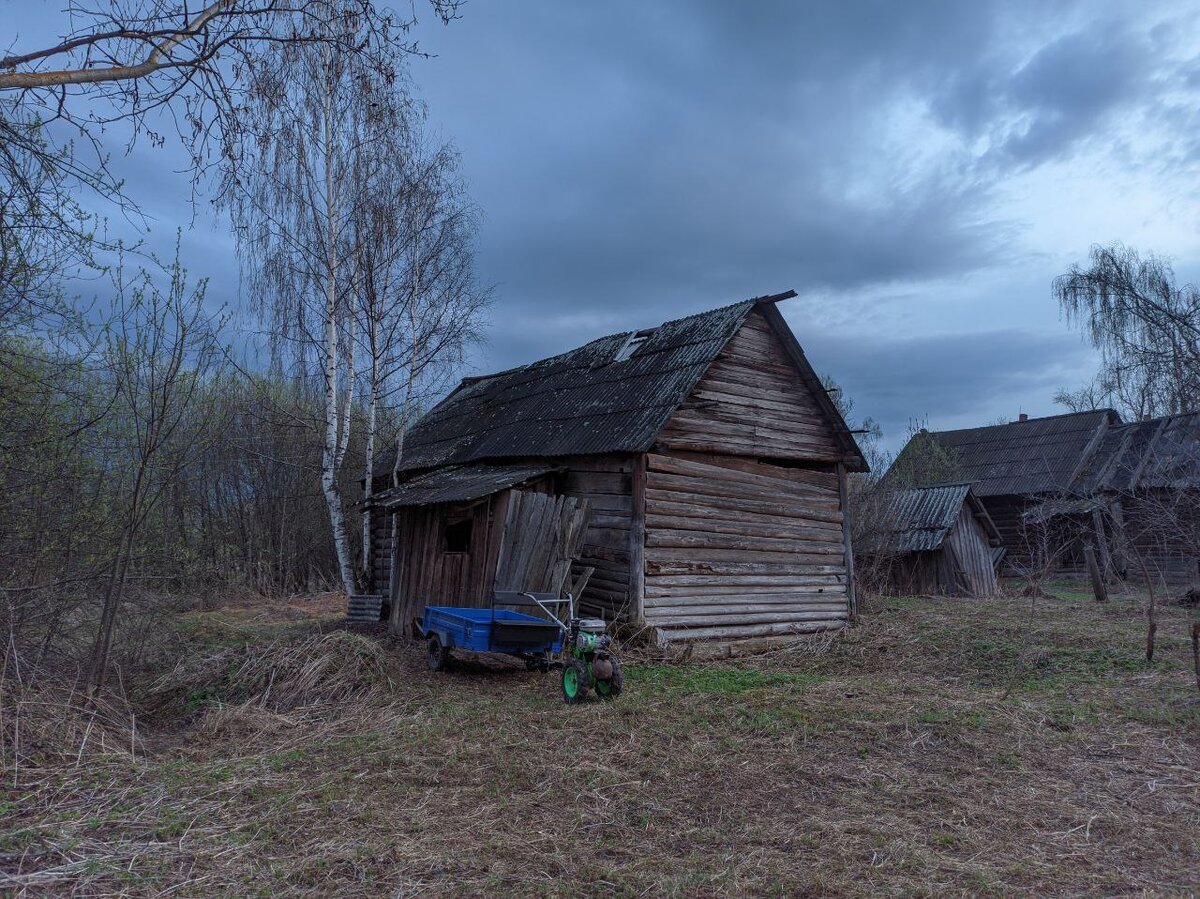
[369,504,390,594]
[561,456,635,619]
[979,496,1037,576]
[643,452,849,641]
[658,309,842,460]
[1122,493,1200,586]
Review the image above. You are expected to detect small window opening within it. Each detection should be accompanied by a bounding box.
[613,330,651,362]
[443,518,473,553]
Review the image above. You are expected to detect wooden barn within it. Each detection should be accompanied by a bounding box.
[366,291,867,644]
[891,410,1200,585]
[869,484,1002,596]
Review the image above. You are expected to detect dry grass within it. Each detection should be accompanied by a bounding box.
[2,583,1198,896]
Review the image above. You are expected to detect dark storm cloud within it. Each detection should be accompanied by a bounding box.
[10,0,1197,439]
[800,327,1095,448]
[999,27,1152,166]
[421,0,1030,330]
[402,0,1199,435]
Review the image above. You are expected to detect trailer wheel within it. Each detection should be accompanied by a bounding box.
[427,635,450,672]
[594,656,623,701]
[561,658,589,704]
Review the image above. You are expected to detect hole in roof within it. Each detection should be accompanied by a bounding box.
[613,331,650,362]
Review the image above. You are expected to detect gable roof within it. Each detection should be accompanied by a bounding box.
[1074,412,1200,493]
[901,409,1118,497]
[877,484,1001,553]
[894,408,1200,500]
[382,291,865,474]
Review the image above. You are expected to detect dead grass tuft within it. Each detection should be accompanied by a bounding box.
[1,679,139,769]
[2,586,1198,896]
[144,630,395,716]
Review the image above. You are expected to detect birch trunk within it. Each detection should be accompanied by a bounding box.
[362,314,379,575]
[319,43,357,597]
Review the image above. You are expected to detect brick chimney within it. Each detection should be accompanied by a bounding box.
[1018,413,1029,422]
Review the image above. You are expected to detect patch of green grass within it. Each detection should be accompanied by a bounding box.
[625,664,824,696]
[174,610,318,649]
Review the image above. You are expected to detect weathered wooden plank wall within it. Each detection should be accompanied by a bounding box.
[641,452,849,641]
[492,490,591,594]
[561,456,636,619]
[944,505,999,595]
[388,496,502,634]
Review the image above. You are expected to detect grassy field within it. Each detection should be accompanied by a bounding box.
[3,584,1199,896]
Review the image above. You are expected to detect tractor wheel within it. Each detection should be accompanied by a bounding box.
[594,656,623,701]
[561,658,589,705]
[426,635,450,672]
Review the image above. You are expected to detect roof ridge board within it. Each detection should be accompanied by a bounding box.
[930,407,1117,437]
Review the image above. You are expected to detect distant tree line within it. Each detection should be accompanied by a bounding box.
[0,1,487,694]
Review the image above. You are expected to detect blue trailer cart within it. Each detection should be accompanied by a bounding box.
[420,590,623,704]
[421,591,567,673]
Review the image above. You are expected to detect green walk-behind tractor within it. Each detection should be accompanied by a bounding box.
[560,615,622,705]
[419,590,621,705]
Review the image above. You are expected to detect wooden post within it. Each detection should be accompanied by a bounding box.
[1091,507,1112,578]
[837,462,857,622]
[629,453,647,627]
[1191,622,1200,697]
[387,510,407,635]
[1083,543,1108,603]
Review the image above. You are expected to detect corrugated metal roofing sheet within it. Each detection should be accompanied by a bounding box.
[879,484,973,553]
[894,408,1200,500]
[910,410,1117,497]
[371,462,555,509]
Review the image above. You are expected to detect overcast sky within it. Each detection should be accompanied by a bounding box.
[10,1,1200,450]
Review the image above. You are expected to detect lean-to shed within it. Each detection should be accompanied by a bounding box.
[367,291,867,644]
[892,410,1200,584]
[870,484,1002,596]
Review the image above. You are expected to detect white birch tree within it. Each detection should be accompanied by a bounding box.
[226,5,397,595]
[350,133,490,575]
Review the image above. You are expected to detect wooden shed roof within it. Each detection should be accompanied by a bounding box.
[381,291,865,474]
[905,410,1118,497]
[1073,412,1200,493]
[372,462,555,509]
[895,408,1200,499]
[877,483,1000,554]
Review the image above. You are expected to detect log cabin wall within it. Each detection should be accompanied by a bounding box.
[656,309,843,461]
[977,496,1034,575]
[638,307,855,641]
[642,452,850,641]
[368,502,390,593]
[1122,493,1200,585]
[559,456,636,620]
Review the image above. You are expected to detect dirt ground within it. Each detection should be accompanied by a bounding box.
[3,584,1199,897]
